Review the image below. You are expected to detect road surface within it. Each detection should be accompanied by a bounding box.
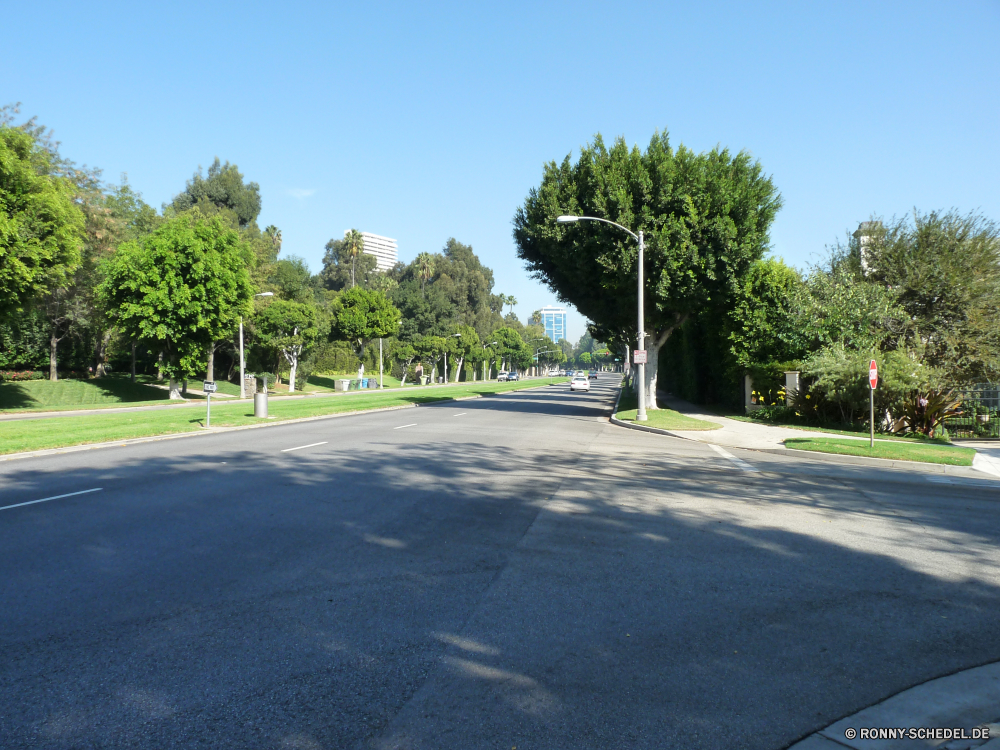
[2,375,998,749]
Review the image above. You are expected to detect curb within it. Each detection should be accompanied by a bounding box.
[0,384,556,464]
[608,388,998,480]
[786,660,1000,749]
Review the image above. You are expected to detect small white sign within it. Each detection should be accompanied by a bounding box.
[203,381,218,393]
[633,350,647,364]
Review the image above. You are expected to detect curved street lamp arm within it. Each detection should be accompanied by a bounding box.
[563,216,639,241]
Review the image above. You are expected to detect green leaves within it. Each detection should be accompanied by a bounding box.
[0,125,84,315]
[331,286,401,350]
[98,214,254,378]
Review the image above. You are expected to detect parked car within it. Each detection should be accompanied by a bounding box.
[589,370,598,380]
[496,371,509,382]
[507,371,520,381]
[570,375,590,392]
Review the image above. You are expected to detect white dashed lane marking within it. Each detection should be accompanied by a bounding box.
[0,487,104,512]
[281,442,328,453]
[394,424,418,430]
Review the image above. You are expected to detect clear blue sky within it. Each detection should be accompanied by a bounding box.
[7,1,998,343]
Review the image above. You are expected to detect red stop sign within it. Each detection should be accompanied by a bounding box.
[869,359,878,390]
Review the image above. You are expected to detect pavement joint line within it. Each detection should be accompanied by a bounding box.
[0,487,103,512]
[0,383,558,464]
[708,443,759,472]
[280,441,327,453]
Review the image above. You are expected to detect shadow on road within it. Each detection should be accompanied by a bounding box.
[1,386,999,749]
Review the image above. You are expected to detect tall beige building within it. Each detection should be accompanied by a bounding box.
[348,231,397,272]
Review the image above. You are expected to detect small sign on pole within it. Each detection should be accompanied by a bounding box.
[868,360,877,448]
[203,381,217,428]
[633,350,648,364]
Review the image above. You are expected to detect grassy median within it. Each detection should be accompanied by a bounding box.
[0,378,566,456]
[784,437,975,466]
[615,389,720,431]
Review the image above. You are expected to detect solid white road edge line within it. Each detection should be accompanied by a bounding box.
[453,413,467,416]
[280,441,328,453]
[0,487,103,512]
[708,443,759,473]
[394,423,418,429]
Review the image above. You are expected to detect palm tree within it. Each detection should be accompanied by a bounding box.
[416,252,435,294]
[506,295,517,316]
[343,229,365,288]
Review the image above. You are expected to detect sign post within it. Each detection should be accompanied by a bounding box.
[204,381,217,428]
[868,360,878,448]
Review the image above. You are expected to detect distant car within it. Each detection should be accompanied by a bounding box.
[574,370,585,378]
[570,375,590,392]
[496,371,509,382]
[588,370,598,380]
[507,371,519,381]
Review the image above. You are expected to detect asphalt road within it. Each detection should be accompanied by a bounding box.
[2,375,999,749]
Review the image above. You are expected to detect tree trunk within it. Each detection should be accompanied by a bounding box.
[454,357,464,383]
[94,329,112,378]
[644,315,688,411]
[288,353,297,393]
[168,378,182,399]
[182,379,188,396]
[49,334,59,381]
[157,351,164,381]
[206,342,215,382]
[130,342,136,382]
[351,257,356,288]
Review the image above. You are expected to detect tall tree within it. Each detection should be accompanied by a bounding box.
[320,237,378,291]
[331,287,401,362]
[255,299,319,392]
[416,252,435,293]
[514,131,782,408]
[99,215,254,398]
[0,122,84,318]
[343,229,365,288]
[169,158,261,228]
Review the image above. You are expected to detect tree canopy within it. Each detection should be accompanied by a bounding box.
[331,286,401,356]
[98,214,254,387]
[514,130,782,407]
[169,158,261,228]
[0,123,84,315]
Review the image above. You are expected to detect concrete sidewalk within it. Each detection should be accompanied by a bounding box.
[657,393,865,450]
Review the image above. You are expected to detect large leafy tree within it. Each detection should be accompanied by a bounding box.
[514,131,782,408]
[169,158,261,229]
[320,236,378,292]
[331,286,401,362]
[861,210,1000,382]
[391,239,505,341]
[255,299,320,392]
[0,123,84,317]
[99,215,254,397]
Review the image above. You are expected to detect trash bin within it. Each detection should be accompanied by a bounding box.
[419,376,427,385]
[254,391,268,418]
[362,378,369,389]
[335,379,350,392]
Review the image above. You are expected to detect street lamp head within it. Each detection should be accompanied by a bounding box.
[255,292,274,297]
[451,333,462,337]
[556,215,579,224]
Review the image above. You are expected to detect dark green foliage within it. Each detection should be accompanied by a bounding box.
[169,158,261,228]
[320,238,379,292]
[891,390,963,437]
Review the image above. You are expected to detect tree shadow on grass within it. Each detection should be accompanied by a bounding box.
[0,383,37,410]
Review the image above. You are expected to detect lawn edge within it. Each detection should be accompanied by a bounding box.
[782,439,974,467]
[0,384,555,463]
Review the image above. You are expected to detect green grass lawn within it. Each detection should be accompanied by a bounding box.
[616,389,720,431]
[717,409,955,444]
[784,437,975,465]
[0,377,176,412]
[0,378,565,456]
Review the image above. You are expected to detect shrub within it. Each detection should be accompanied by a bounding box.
[748,405,800,423]
[0,370,44,382]
[891,390,963,437]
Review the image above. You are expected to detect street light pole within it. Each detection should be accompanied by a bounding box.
[556,215,647,421]
[239,292,274,399]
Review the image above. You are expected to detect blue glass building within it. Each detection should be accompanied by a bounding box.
[540,306,567,343]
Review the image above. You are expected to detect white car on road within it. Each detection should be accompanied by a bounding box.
[569,375,591,392]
